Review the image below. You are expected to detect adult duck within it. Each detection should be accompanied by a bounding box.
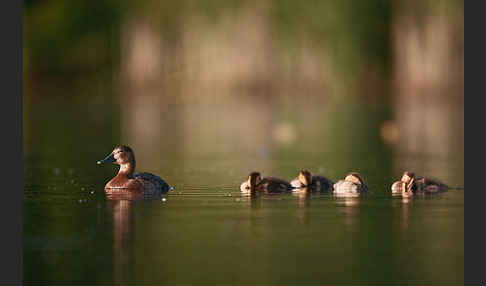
[97,145,172,197]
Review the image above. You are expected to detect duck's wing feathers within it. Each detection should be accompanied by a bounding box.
[133,172,172,193]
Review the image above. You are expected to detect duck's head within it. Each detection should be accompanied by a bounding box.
[248,172,262,188]
[344,172,365,186]
[298,169,313,187]
[97,145,135,166]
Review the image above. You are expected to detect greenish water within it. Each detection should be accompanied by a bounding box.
[23,92,464,286]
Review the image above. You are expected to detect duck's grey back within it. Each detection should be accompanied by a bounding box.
[134,172,172,195]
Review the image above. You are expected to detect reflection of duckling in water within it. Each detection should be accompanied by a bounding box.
[391,171,463,196]
[333,173,368,194]
[97,145,172,197]
[290,169,333,192]
[240,172,293,195]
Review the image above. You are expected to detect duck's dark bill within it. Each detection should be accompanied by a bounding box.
[97,153,115,165]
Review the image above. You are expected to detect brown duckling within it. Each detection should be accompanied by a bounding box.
[290,169,334,192]
[97,145,172,197]
[240,172,293,195]
[391,171,460,195]
[333,172,368,195]
[240,172,261,193]
[391,171,415,197]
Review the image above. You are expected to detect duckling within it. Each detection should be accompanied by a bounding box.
[391,171,415,194]
[391,171,415,197]
[240,172,260,194]
[333,172,368,194]
[391,171,461,195]
[290,169,334,192]
[97,145,172,196]
[240,172,293,194]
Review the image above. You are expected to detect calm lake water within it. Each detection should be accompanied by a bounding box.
[23,87,464,286]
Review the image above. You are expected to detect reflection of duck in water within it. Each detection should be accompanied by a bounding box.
[333,173,368,195]
[108,199,135,286]
[391,171,462,196]
[97,145,172,197]
[290,169,333,192]
[240,172,293,195]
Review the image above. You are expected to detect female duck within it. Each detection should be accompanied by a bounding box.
[97,145,172,196]
[290,169,334,192]
[333,172,368,195]
[241,172,293,195]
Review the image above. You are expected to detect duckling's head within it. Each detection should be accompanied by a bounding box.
[248,172,262,187]
[298,169,313,187]
[344,172,365,186]
[400,171,415,185]
[97,145,135,166]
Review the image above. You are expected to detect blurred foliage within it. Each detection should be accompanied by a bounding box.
[273,0,391,76]
[23,0,463,95]
[23,0,391,76]
[23,0,124,74]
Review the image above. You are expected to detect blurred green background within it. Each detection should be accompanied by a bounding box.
[23,0,464,177]
[23,0,463,94]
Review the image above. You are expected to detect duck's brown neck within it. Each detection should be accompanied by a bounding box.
[117,161,136,177]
